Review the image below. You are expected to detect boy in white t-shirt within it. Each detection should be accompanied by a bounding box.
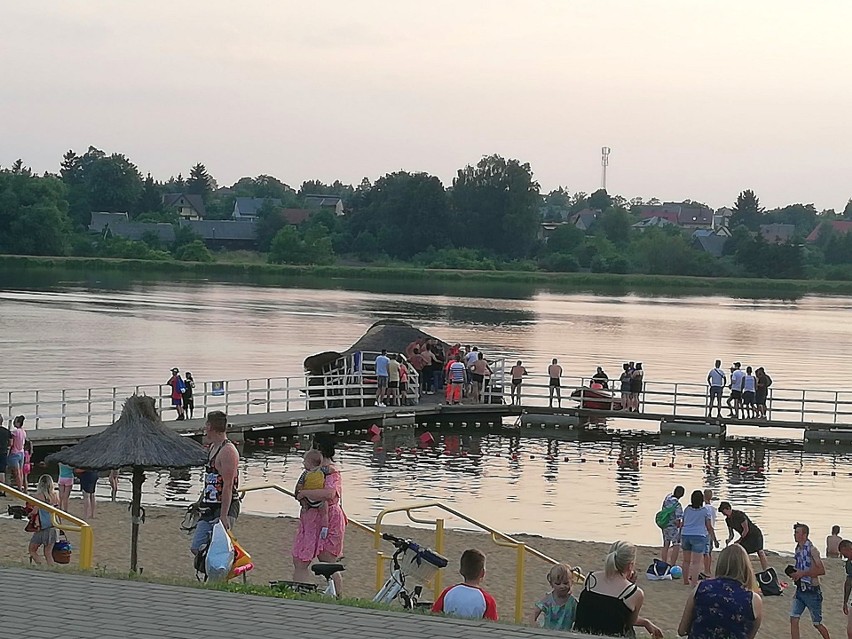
[702,488,719,576]
[432,548,498,621]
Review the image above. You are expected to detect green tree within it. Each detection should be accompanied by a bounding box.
[255,199,287,251]
[546,224,584,253]
[587,189,612,212]
[174,239,213,262]
[268,225,334,265]
[731,189,763,230]
[137,173,163,215]
[597,207,632,245]
[451,155,540,257]
[0,169,72,256]
[346,171,450,258]
[187,163,213,202]
[60,146,143,226]
[843,199,852,219]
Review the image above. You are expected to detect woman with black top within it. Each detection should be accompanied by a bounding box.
[719,501,769,571]
[574,540,663,638]
[183,372,196,419]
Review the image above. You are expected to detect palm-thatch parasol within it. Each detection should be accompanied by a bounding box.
[48,394,207,573]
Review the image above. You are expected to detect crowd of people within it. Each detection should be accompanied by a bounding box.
[707,360,774,420]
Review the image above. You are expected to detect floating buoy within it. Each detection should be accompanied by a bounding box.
[813,471,819,476]
[564,456,570,462]
[511,453,519,461]
[419,432,435,445]
[831,471,836,477]
[580,458,587,463]
[368,424,382,437]
[687,463,692,468]
[375,446,384,452]
[599,459,605,464]
[257,438,266,447]
[293,441,301,449]
[652,462,657,467]
[395,447,402,455]
[794,469,800,474]
[669,463,674,468]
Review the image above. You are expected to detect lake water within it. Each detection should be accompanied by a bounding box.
[4,268,852,549]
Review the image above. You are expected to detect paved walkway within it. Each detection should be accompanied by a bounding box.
[0,568,583,639]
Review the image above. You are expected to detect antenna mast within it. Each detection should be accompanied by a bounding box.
[601,146,611,190]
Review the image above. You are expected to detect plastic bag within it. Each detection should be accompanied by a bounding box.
[205,521,234,581]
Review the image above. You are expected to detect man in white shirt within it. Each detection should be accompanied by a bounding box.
[707,360,727,418]
[728,362,745,419]
[374,349,390,407]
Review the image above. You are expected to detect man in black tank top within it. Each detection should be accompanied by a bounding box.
[190,411,240,555]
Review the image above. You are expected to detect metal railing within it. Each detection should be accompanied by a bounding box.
[0,482,94,569]
[7,359,852,431]
[373,501,560,624]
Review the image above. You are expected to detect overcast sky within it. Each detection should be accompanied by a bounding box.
[2,1,850,210]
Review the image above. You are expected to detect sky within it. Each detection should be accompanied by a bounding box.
[1,1,850,210]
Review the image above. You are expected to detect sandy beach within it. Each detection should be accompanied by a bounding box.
[2,495,849,637]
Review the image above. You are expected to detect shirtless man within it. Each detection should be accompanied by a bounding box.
[548,358,563,408]
[828,526,843,559]
[510,360,527,405]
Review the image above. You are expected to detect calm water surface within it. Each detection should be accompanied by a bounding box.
[4,269,852,549]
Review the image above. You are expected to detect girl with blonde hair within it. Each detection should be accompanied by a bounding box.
[28,474,59,565]
[677,543,762,639]
[574,541,663,638]
[530,563,578,630]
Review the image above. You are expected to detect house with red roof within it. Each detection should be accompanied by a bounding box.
[805,220,852,243]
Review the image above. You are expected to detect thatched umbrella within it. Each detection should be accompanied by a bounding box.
[48,394,207,573]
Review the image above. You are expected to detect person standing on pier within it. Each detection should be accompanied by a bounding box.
[742,367,757,419]
[592,366,609,389]
[387,353,400,407]
[167,368,186,421]
[756,367,772,419]
[183,372,196,419]
[510,360,528,405]
[548,359,563,408]
[728,363,745,419]
[374,349,390,408]
[707,360,727,418]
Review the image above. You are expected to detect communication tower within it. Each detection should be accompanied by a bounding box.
[601,146,611,191]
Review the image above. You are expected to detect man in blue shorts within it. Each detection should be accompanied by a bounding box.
[791,522,830,639]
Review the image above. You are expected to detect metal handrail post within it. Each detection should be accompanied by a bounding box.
[801,390,806,423]
[86,388,92,427]
[266,378,271,412]
[515,543,526,624]
[224,381,230,415]
[34,390,40,429]
[61,389,66,428]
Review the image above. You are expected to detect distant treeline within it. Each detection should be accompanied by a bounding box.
[3,148,852,281]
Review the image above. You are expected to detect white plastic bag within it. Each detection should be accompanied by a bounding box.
[205,521,234,582]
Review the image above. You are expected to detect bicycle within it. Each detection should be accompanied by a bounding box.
[270,563,345,598]
[373,532,448,609]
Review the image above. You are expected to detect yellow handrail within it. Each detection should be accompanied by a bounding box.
[373,501,560,624]
[0,482,93,569]
[237,482,375,535]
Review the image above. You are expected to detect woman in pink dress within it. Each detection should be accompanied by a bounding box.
[292,433,346,593]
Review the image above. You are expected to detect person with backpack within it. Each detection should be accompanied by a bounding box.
[167,367,186,421]
[756,368,772,419]
[659,486,685,566]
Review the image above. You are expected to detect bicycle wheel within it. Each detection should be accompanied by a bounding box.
[373,573,403,604]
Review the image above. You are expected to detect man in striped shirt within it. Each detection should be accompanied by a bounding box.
[447,355,467,405]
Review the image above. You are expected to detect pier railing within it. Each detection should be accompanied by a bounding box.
[6,360,852,430]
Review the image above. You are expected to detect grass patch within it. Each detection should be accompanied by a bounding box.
[5,253,852,297]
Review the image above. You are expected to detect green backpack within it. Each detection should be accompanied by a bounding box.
[655,503,678,529]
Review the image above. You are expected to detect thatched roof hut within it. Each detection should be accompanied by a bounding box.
[48,394,208,572]
[304,319,447,374]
